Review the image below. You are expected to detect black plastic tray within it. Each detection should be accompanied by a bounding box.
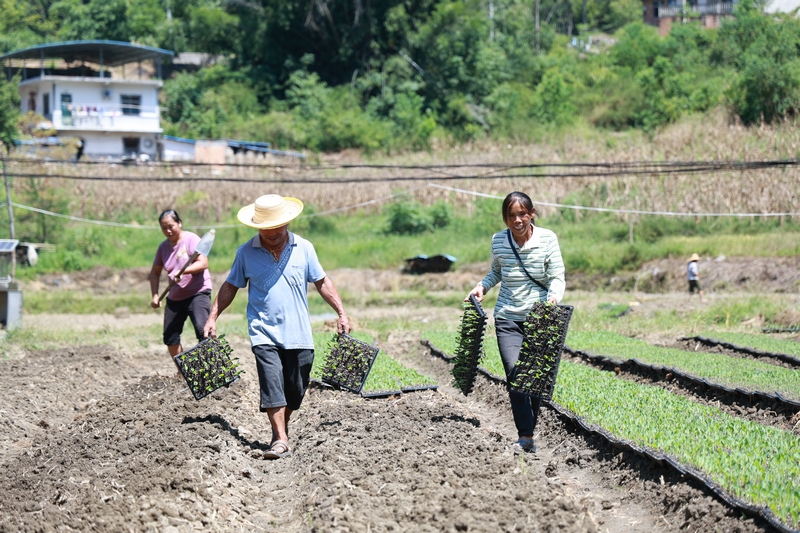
[173,337,242,401]
[451,294,488,396]
[509,303,573,400]
[321,333,380,394]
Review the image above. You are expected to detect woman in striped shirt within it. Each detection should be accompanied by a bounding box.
[467,191,565,453]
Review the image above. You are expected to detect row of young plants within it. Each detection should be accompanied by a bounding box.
[424,330,800,528]
[695,331,800,359]
[554,361,800,529]
[567,331,800,401]
[311,332,436,394]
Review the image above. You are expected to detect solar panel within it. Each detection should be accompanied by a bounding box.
[0,240,19,252]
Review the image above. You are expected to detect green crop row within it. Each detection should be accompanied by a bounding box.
[567,331,800,401]
[697,331,800,358]
[556,362,800,528]
[424,332,800,528]
[312,332,436,393]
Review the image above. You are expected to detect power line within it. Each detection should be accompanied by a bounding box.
[4,160,795,183]
[428,183,800,217]
[1,192,409,229]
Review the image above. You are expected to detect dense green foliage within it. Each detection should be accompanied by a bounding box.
[0,75,20,151]
[4,0,800,149]
[697,331,800,358]
[568,330,800,400]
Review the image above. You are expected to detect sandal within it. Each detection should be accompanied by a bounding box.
[263,440,292,460]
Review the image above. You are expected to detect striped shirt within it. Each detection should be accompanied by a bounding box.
[480,226,566,321]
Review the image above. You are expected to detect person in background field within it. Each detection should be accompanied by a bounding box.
[149,210,212,365]
[203,194,350,460]
[687,253,705,300]
[466,191,566,454]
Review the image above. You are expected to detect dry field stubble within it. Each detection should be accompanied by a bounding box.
[6,112,800,220]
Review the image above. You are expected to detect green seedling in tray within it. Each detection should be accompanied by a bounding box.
[509,302,573,400]
[321,333,380,394]
[451,294,488,395]
[174,335,243,401]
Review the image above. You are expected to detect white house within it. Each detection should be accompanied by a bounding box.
[1,40,173,160]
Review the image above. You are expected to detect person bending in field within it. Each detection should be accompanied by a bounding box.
[203,194,350,460]
[149,209,212,367]
[466,191,565,454]
[687,253,705,301]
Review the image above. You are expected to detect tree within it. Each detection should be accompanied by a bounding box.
[0,75,20,153]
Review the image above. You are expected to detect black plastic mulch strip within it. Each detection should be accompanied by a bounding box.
[684,335,800,368]
[422,339,800,533]
[421,339,456,362]
[401,385,439,393]
[563,346,800,413]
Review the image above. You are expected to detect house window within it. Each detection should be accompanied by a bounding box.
[43,93,50,116]
[28,92,36,113]
[121,95,141,116]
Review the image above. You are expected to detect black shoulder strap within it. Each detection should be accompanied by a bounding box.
[506,229,549,293]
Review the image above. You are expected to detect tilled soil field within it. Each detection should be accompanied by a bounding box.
[0,328,774,532]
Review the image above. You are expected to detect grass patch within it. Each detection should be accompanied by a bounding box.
[567,331,800,401]
[697,331,800,358]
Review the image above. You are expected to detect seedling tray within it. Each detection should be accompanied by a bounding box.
[321,333,380,394]
[451,294,488,396]
[173,336,243,401]
[509,303,573,400]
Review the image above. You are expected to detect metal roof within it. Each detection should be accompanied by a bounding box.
[0,41,174,67]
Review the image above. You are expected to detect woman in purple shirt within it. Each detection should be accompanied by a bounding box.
[149,210,213,362]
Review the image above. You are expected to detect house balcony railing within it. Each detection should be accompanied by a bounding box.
[658,2,734,17]
[52,103,161,132]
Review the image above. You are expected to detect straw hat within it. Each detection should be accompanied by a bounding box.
[237,195,304,229]
[688,253,701,262]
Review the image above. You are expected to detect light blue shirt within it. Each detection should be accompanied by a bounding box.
[226,232,325,349]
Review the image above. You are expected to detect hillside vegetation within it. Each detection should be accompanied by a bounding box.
[3,0,800,151]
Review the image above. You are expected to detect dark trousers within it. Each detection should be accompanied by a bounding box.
[252,344,314,411]
[163,290,211,346]
[496,319,542,437]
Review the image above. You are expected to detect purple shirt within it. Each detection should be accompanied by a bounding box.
[154,231,212,301]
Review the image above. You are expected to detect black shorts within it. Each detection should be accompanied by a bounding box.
[163,290,211,346]
[253,344,315,411]
[688,280,702,294]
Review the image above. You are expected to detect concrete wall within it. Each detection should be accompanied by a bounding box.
[79,131,158,159]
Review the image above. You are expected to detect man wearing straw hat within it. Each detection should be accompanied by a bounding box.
[687,253,705,301]
[203,194,351,460]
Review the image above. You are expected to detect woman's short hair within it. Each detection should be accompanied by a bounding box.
[502,192,536,221]
[158,209,182,224]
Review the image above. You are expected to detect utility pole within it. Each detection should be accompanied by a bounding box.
[535,0,541,53]
[582,0,587,26]
[2,156,14,239]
